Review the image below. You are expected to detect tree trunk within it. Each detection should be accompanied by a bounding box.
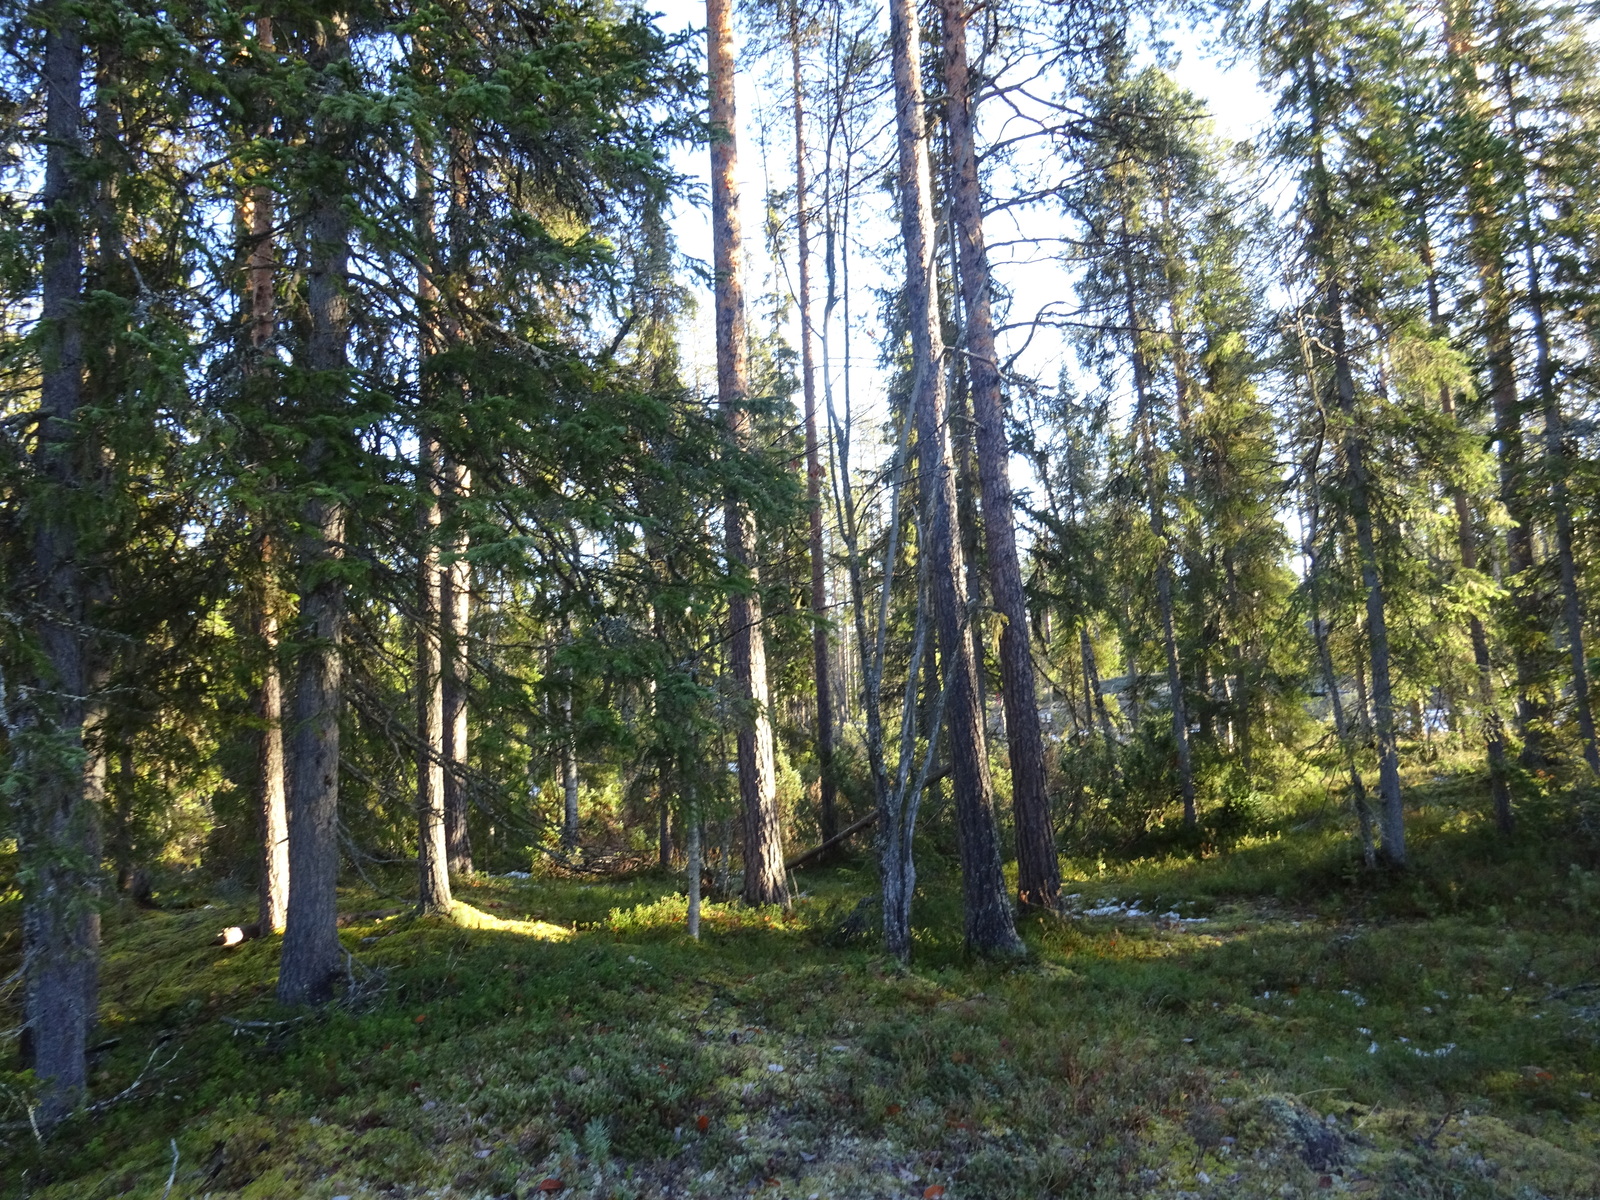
[246,24,289,930]
[940,0,1059,910]
[788,1,838,849]
[561,683,580,849]
[278,14,352,1005]
[414,133,451,916]
[687,807,702,940]
[1307,59,1405,866]
[1440,0,1543,766]
[442,460,472,874]
[20,0,102,1127]
[708,0,788,909]
[1305,491,1378,868]
[889,0,1022,956]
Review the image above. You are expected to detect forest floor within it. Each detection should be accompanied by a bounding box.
[3,771,1600,1199]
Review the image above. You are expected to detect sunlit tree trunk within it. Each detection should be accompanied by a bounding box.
[243,18,291,934]
[889,0,1022,956]
[708,0,788,908]
[247,15,289,931]
[940,0,1059,909]
[442,135,473,877]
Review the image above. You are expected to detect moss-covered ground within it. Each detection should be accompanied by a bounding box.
[3,770,1599,1198]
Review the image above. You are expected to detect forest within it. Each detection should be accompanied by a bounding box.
[2,0,1599,1194]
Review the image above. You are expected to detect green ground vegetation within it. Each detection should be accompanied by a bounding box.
[3,766,1598,1199]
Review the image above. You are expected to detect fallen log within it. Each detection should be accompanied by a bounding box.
[785,810,879,872]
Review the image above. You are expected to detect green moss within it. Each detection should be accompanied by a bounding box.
[2,778,1597,1197]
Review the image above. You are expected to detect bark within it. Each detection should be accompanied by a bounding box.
[1305,490,1378,868]
[246,24,289,930]
[890,0,1022,956]
[1329,295,1404,864]
[940,0,1059,909]
[561,683,580,850]
[414,134,451,915]
[789,1,838,848]
[687,809,702,940]
[708,0,788,909]
[21,0,102,1126]
[256,601,290,930]
[1307,60,1405,866]
[441,133,473,877]
[278,15,352,1005]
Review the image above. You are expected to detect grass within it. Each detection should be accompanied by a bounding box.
[2,768,1598,1198]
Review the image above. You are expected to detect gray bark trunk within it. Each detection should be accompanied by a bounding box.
[22,0,102,1127]
[940,0,1058,909]
[1308,61,1405,866]
[708,0,788,908]
[278,15,353,1005]
[562,685,580,849]
[889,0,1022,956]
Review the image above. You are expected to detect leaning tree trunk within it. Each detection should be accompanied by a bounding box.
[789,0,838,848]
[940,0,1059,910]
[21,0,102,1125]
[708,0,788,908]
[414,132,451,915]
[278,14,353,1005]
[889,0,1022,956]
[245,20,289,930]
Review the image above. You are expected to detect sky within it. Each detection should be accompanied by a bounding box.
[646,0,1275,491]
